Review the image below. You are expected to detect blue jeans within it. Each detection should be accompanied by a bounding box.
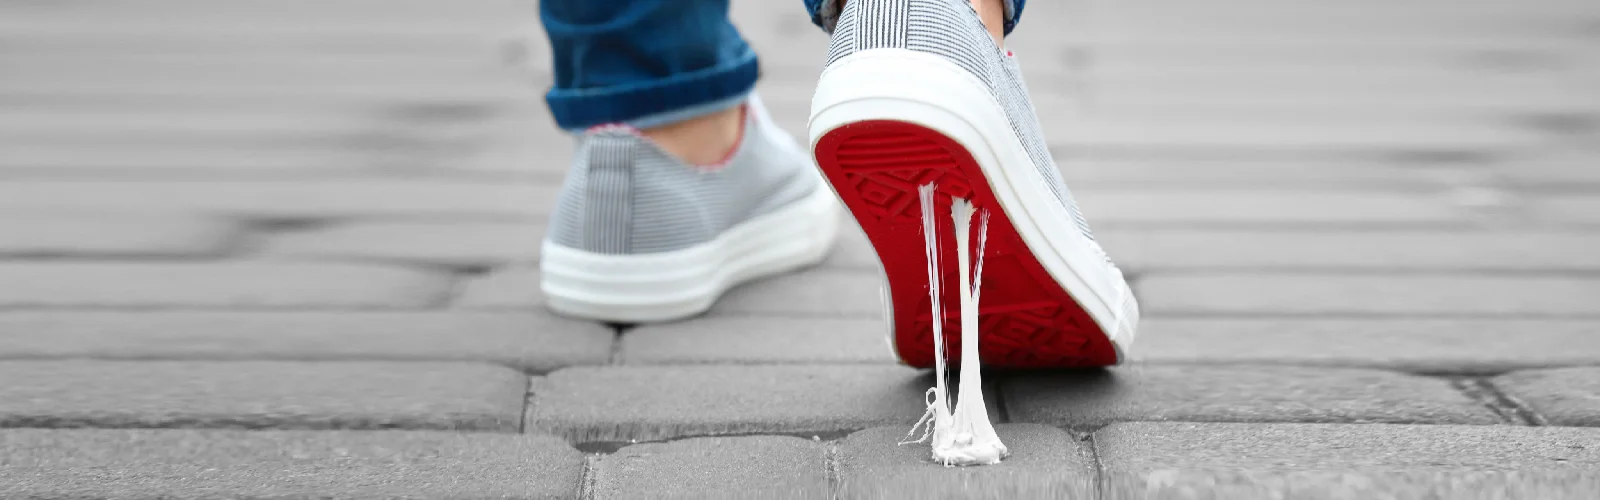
[541,0,1026,131]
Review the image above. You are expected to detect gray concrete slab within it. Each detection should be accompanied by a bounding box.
[0,311,611,373]
[1095,422,1600,499]
[0,428,583,499]
[1003,365,1498,428]
[1074,190,1464,227]
[528,365,930,443]
[0,180,554,219]
[264,220,548,267]
[621,316,895,365]
[1493,367,1600,426]
[0,360,527,431]
[836,424,1097,499]
[595,436,829,500]
[0,214,240,258]
[1131,318,1600,374]
[451,266,547,309]
[1139,273,1600,317]
[1099,229,1600,272]
[710,269,882,318]
[0,262,453,308]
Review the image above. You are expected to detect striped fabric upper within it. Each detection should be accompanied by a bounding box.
[547,96,820,254]
[825,0,1100,246]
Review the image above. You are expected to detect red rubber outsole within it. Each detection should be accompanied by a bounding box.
[813,120,1118,369]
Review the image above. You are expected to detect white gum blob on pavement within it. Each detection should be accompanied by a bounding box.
[900,183,1009,467]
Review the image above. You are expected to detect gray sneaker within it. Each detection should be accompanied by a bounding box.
[809,0,1138,368]
[542,95,841,322]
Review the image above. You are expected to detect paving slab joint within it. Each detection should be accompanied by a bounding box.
[518,376,531,433]
[1451,377,1547,426]
[571,430,858,455]
[606,323,630,364]
[825,442,842,499]
[577,454,602,500]
[1085,431,1107,500]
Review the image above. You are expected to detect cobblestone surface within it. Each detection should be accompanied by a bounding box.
[620,316,895,365]
[1096,422,1600,498]
[0,360,528,431]
[1003,365,1500,428]
[2,0,1597,496]
[0,429,584,499]
[528,365,929,443]
[595,436,830,500]
[0,311,612,372]
[1130,318,1600,374]
[1493,367,1600,426]
[836,424,1097,499]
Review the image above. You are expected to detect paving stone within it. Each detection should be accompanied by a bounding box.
[1098,229,1600,272]
[527,365,929,442]
[821,223,879,270]
[836,424,1096,499]
[1056,119,1541,154]
[1095,422,1600,499]
[0,360,526,431]
[1533,195,1600,226]
[1131,318,1600,374]
[0,180,555,219]
[595,436,829,500]
[0,428,582,499]
[0,214,240,258]
[264,220,546,267]
[1055,159,1453,188]
[711,269,882,318]
[453,266,545,309]
[621,317,895,365]
[1138,273,1600,316]
[0,311,611,373]
[0,262,453,308]
[0,142,359,171]
[1493,367,1600,426]
[1073,190,1463,227]
[1004,365,1496,428]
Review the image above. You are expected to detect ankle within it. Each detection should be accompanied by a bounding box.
[970,0,1006,47]
[639,105,745,166]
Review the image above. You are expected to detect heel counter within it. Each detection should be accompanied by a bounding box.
[549,134,635,254]
[827,0,996,81]
[826,0,908,66]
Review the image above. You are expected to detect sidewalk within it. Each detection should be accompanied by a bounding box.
[2,0,1599,498]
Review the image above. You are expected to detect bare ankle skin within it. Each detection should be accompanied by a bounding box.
[971,0,1006,47]
[639,105,744,166]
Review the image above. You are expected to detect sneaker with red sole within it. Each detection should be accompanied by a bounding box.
[808,0,1138,369]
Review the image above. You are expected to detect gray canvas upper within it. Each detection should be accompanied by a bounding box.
[547,96,820,255]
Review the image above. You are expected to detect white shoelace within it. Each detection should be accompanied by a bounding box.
[900,183,1008,466]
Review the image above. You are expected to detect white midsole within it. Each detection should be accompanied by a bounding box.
[809,49,1137,358]
[540,183,841,323]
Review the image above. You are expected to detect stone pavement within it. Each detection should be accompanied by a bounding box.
[2,0,1599,498]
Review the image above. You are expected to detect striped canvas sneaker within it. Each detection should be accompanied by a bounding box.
[808,0,1138,368]
[542,95,841,322]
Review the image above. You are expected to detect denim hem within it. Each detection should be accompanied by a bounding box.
[545,49,760,131]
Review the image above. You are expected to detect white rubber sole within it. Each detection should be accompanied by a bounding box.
[809,48,1138,360]
[540,184,842,323]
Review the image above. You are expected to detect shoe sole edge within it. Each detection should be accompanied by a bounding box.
[809,49,1136,368]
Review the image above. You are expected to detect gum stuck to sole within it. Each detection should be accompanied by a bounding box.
[813,119,1119,369]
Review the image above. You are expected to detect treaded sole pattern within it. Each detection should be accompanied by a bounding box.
[814,120,1118,369]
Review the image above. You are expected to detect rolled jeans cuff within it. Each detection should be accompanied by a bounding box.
[545,47,759,132]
